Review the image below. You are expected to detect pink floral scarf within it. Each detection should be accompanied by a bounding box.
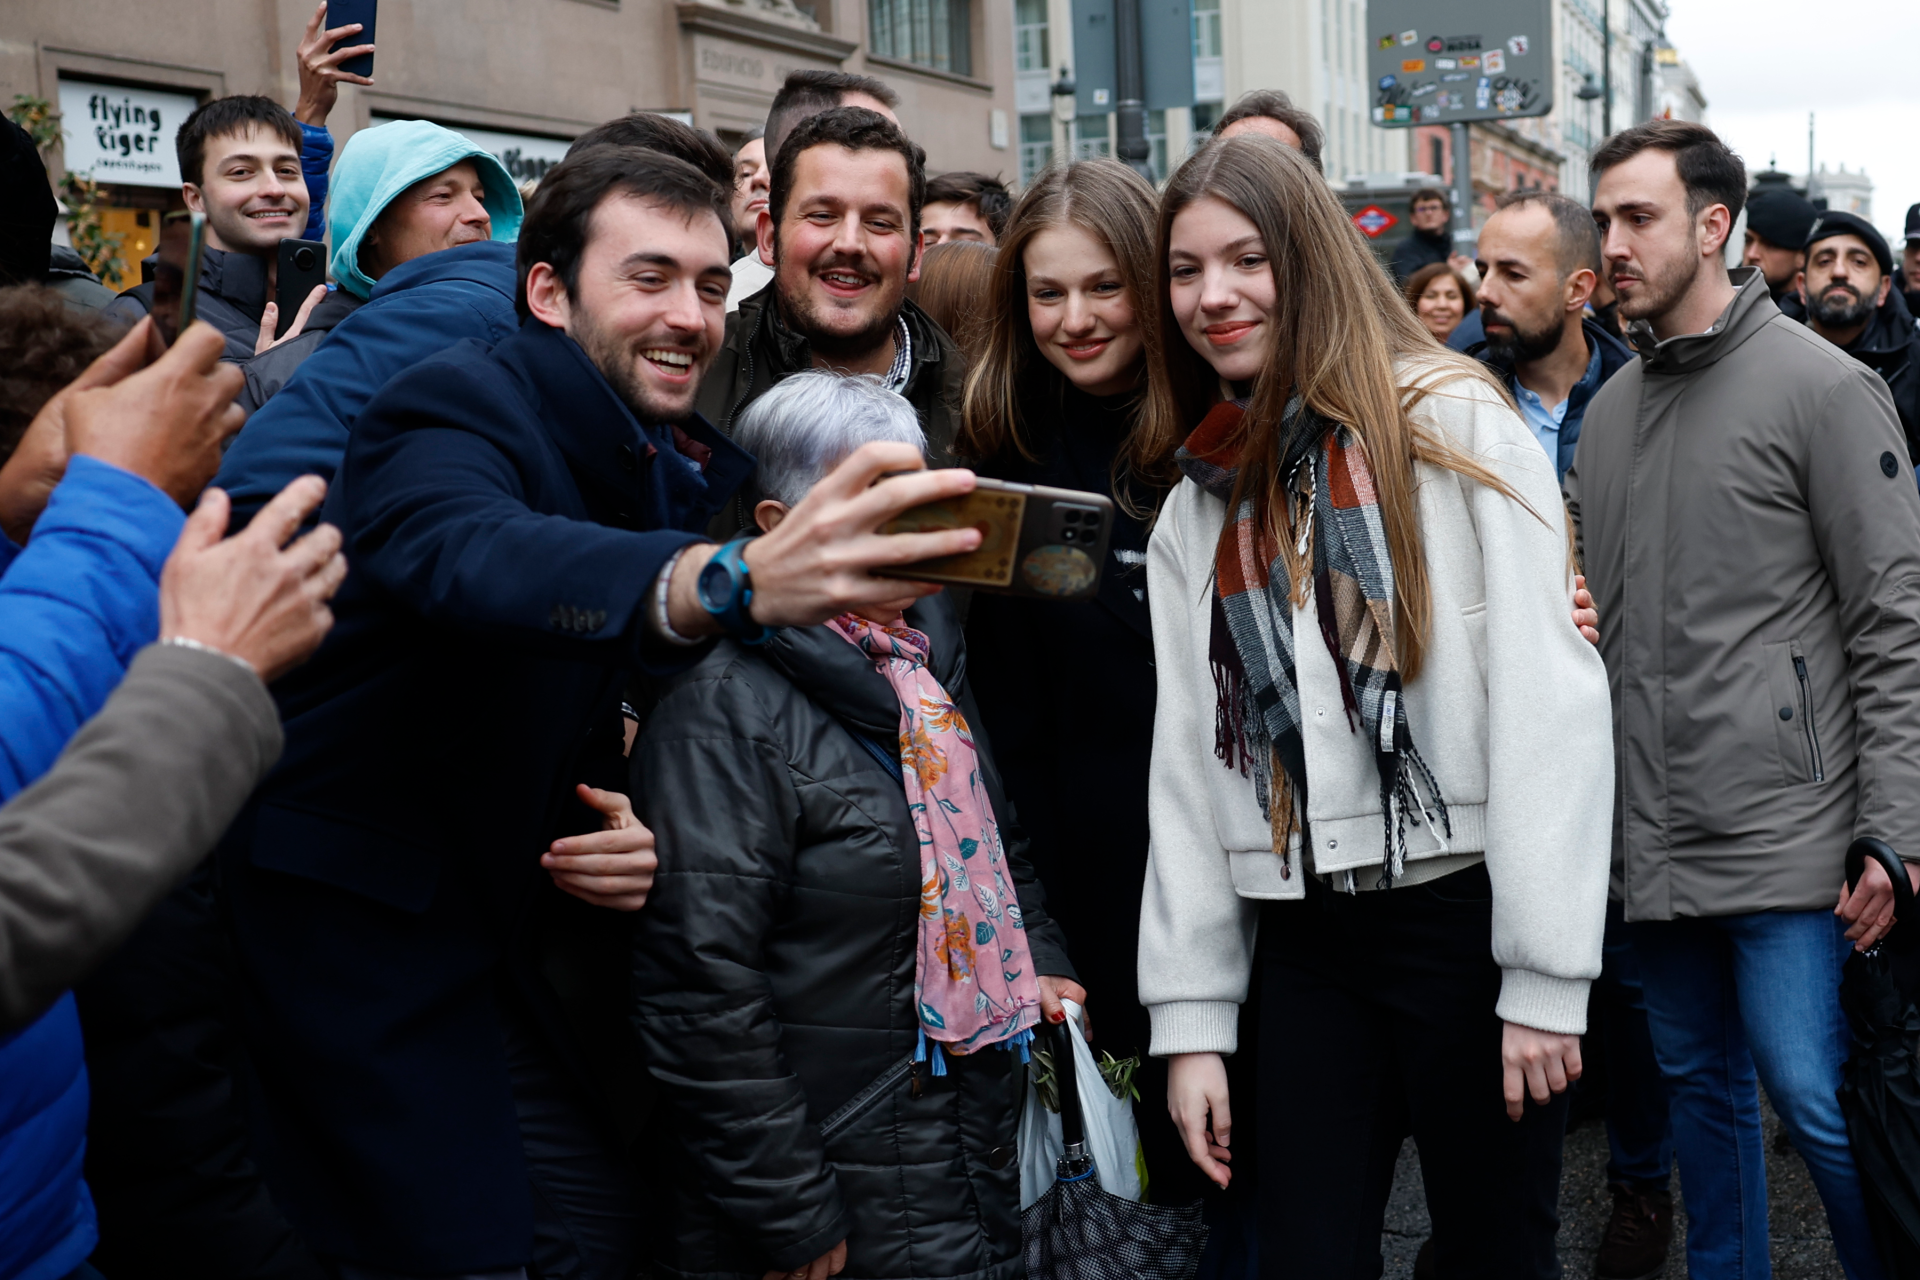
[827,614,1042,1066]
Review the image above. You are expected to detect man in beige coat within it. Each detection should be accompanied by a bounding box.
[1567,119,1920,1280]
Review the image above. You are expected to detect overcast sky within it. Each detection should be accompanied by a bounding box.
[1663,0,1916,244]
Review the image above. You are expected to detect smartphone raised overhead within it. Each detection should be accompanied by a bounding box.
[876,477,1113,601]
[325,0,378,78]
[150,211,206,346]
[275,238,329,338]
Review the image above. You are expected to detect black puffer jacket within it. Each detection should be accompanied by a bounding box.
[629,596,1074,1280]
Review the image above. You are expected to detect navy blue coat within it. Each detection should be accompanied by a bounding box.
[219,319,751,1274]
[1465,316,1634,480]
[213,240,520,527]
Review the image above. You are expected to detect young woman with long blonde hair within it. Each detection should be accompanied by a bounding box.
[1135,134,1614,1277]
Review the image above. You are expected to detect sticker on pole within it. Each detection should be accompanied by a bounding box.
[1352,204,1399,239]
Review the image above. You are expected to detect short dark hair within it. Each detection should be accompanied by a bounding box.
[0,284,118,466]
[924,171,1012,239]
[515,146,729,319]
[176,95,303,187]
[764,70,899,162]
[1590,119,1747,221]
[1212,90,1324,173]
[768,107,926,252]
[1410,187,1450,210]
[568,114,734,190]
[1493,189,1603,278]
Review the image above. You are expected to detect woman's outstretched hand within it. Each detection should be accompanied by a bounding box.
[1168,1051,1233,1189]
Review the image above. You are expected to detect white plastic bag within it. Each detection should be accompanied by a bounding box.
[1017,999,1144,1208]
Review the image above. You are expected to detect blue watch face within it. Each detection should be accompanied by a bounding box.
[696,556,736,613]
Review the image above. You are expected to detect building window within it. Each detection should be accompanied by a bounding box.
[1192,0,1222,59]
[1192,0,1224,103]
[1014,0,1049,73]
[1019,113,1053,184]
[1147,108,1168,182]
[1074,113,1111,161]
[870,0,972,76]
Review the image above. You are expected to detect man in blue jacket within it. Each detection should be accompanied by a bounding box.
[219,146,982,1280]
[0,317,250,1280]
[1467,190,1634,483]
[215,119,524,519]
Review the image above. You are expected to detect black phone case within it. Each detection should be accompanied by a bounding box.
[275,239,329,338]
[326,0,377,78]
[877,479,1115,601]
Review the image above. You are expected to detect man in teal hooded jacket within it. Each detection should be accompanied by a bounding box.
[216,119,523,525]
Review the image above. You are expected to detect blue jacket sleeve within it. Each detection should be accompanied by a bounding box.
[215,286,519,528]
[300,123,333,243]
[338,388,704,675]
[0,458,183,799]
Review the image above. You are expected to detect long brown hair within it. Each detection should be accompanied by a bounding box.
[907,240,997,368]
[956,159,1160,464]
[1137,134,1528,681]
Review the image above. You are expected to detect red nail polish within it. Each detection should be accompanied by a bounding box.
[1049,1011,1065,1023]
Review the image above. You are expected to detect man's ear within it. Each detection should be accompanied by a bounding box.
[1566,267,1598,314]
[524,261,572,330]
[1700,202,1733,259]
[1876,274,1894,307]
[907,229,924,285]
[757,208,776,268]
[753,499,789,533]
[181,183,206,215]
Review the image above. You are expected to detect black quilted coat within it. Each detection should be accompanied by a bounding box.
[629,597,1076,1279]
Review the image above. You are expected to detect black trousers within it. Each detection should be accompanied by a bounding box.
[1255,863,1570,1280]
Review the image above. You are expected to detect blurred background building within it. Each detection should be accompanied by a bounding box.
[4,0,1020,287]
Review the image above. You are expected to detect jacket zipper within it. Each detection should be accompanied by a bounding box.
[1792,653,1825,782]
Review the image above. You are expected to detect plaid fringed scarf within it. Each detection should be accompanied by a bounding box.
[1174,397,1450,883]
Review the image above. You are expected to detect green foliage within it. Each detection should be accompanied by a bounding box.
[58,173,127,289]
[9,95,62,151]
[1029,1045,1142,1112]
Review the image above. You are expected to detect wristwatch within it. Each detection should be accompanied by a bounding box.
[695,537,773,645]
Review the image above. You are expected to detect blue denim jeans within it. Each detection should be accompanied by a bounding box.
[1631,908,1884,1280]
[1598,900,1673,1187]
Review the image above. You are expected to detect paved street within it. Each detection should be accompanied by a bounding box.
[1379,1097,1847,1279]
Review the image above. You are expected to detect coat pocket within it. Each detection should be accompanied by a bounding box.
[1762,640,1820,785]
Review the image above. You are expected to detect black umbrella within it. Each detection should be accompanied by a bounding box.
[1022,1018,1209,1279]
[1839,836,1920,1276]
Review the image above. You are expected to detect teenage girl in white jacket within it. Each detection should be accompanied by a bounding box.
[1134,135,1614,1277]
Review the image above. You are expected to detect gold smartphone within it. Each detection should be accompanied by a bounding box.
[877,477,1114,601]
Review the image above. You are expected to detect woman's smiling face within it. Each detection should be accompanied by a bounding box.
[1167,194,1276,386]
[1024,223,1143,397]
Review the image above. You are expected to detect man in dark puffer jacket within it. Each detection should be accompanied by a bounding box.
[630,371,1082,1279]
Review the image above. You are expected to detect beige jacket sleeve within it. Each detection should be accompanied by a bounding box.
[0,643,282,1031]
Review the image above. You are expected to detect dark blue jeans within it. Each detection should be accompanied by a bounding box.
[1596,900,1673,1186]
[1632,908,1884,1280]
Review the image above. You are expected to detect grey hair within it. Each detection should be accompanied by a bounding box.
[734,371,927,508]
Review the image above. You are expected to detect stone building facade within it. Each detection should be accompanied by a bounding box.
[5,0,1016,285]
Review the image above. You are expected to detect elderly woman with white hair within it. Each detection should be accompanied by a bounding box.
[627,371,1085,1280]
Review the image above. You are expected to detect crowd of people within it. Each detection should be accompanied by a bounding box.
[4,8,1920,1279]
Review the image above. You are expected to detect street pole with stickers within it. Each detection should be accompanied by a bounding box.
[1364,0,1555,258]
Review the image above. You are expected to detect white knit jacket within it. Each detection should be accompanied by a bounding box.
[1137,364,1615,1054]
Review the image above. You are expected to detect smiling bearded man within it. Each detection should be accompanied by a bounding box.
[694,106,967,509]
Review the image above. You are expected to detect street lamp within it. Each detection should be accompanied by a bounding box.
[1576,72,1603,200]
[1051,65,1077,125]
[1050,64,1076,170]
